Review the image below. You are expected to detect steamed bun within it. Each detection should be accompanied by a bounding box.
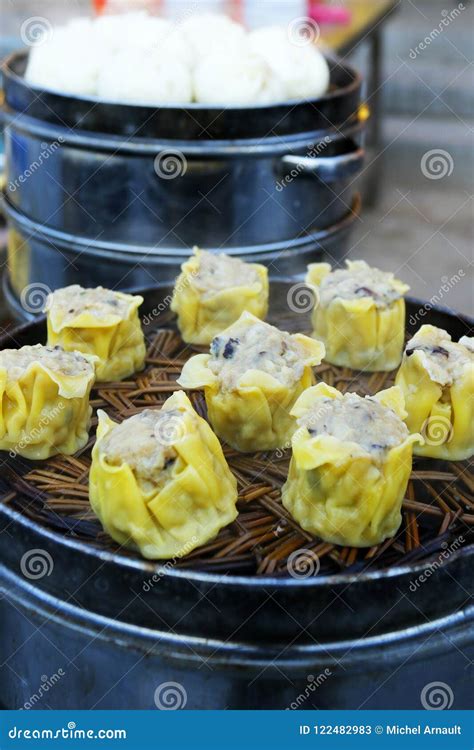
[250,26,330,100]
[179,13,246,62]
[194,49,284,105]
[97,48,192,104]
[26,19,104,95]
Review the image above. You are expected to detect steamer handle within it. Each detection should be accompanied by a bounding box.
[281,145,365,183]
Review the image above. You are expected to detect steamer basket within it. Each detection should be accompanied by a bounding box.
[0,281,472,709]
[2,194,361,322]
[2,51,366,248]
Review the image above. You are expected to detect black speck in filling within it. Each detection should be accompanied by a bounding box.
[210,337,222,357]
[223,337,240,359]
[164,457,176,470]
[431,346,450,358]
[355,286,375,297]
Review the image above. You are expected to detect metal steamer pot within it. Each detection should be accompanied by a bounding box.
[0,286,472,710]
[2,51,365,251]
[2,193,361,320]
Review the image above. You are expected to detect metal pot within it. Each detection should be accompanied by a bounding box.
[0,285,472,709]
[2,51,365,249]
[2,193,361,320]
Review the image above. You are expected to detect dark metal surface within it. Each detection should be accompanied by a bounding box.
[2,196,361,316]
[3,51,362,139]
[2,50,365,248]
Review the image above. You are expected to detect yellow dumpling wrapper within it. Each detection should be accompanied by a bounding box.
[170,247,269,345]
[46,285,146,382]
[89,390,238,560]
[282,383,423,547]
[306,260,409,371]
[395,325,474,460]
[0,345,96,460]
[178,312,325,452]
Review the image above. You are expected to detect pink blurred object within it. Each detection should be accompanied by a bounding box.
[308,2,352,25]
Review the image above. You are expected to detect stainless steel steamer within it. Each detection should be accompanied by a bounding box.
[2,51,365,248]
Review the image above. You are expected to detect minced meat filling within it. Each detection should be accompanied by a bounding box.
[99,409,184,493]
[47,285,131,325]
[405,328,473,386]
[319,262,403,308]
[192,251,259,295]
[209,319,304,389]
[0,344,94,380]
[298,392,408,456]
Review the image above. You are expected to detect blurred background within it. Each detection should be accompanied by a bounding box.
[0,0,472,319]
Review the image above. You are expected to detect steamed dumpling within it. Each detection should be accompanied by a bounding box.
[249,26,330,100]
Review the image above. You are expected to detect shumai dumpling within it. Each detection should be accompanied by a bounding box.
[178,312,325,452]
[282,384,423,547]
[305,260,409,371]
[89,390,238,559]
[0,344,96,459]
[46,285,146,382]
[170,247,269,345]
[395,325,473,460]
